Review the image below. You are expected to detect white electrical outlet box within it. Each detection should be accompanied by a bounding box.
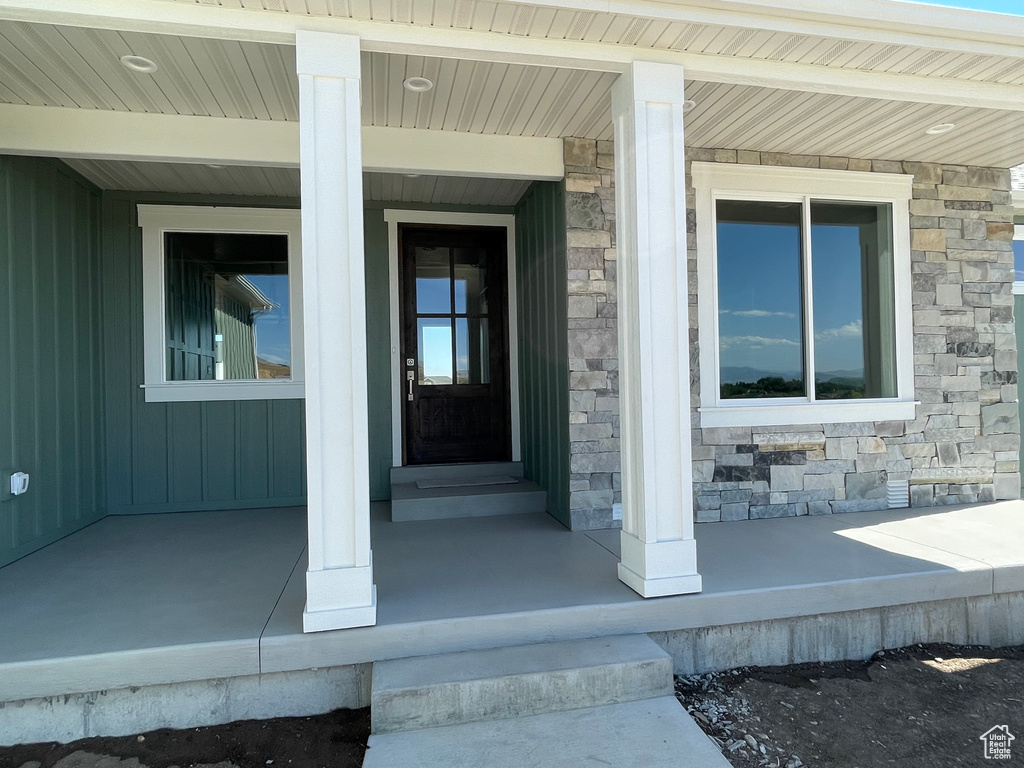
[10,472,29,496]
[612,502,622,521]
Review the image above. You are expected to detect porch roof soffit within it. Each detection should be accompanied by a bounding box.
[2,0,1024,115]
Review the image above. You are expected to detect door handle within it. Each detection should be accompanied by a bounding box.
[407,370,414,401]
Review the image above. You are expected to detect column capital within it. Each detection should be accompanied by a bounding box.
[617,60,686,105]
[296,29,361,79]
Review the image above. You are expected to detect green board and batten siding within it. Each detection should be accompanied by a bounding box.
[1,165,569,566]
[102,196,520,510]
[101,191,307,515]
[0,157,106,568]
[515,182,571,527]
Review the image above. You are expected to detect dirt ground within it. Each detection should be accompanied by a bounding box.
[0,709,368,768]
[676,644,1024,768]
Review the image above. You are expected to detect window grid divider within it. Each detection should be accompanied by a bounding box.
[801,195,817,405]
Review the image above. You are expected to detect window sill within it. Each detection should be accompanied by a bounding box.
[143,381,305,403]
[698,399,917,428]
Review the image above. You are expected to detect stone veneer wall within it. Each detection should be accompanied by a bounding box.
[559,137,1020,525]
[563,138,621,529]
[690,150,1020,520]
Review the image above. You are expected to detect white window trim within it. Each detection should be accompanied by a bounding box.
[138,205,304,402]
[383,209,521,466]
[1013,224,1024,296]
[692,162,917,428]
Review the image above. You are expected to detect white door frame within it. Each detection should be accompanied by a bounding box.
[384,209,522,467]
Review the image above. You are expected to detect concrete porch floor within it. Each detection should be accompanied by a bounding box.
[1,501,1023,705]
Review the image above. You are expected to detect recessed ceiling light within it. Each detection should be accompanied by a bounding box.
[403,76,433,93]
[925,122,956,135]
[404,174,422,179]
[682,99,697,112]
[207,164,226,170]
[120,54,158,74]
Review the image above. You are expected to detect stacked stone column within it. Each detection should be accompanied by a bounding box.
[563,138,621,530]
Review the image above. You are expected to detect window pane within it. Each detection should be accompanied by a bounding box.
[716,200,805,399]
[454,248,489,315]
[456,317,490,384]
[811,202,896,400]
[416,248,451,313]
[418,318,453,385]
[1014,239,1024,283]
[164,232,290,382]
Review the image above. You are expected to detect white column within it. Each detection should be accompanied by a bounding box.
[611,61,702,598]
[297,30,376,632]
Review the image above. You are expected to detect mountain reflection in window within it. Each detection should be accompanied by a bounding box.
[164,232,291,382]
[716,200,805,399]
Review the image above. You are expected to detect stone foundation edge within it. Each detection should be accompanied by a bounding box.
[0,663,372,747]
[650,591,1024,676]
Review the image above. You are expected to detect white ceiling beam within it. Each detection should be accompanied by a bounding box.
[0,104,565,180]
[0,104,299,166]
[2,0,1024,112]
[362,127,564,180]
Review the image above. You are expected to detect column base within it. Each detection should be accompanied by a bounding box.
[618,530,702,597]
[303,585,377,632]
[303,560,377,632]
[617,562,702,598]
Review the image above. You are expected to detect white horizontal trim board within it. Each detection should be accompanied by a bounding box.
[137,205,305,403]
[0,104,564,180]
[692,161,915,428]
[2,1,1024,111]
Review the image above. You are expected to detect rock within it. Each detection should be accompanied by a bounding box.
[52,754,146,768]
[745,734,759,750]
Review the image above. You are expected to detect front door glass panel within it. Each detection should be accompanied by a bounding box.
[402,227,510,464]
[418,318,454,385]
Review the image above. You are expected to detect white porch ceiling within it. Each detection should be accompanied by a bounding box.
[3,20,1023,167]
[150,0,1024,87]
[62,158,301,196]
[0,21,616,138]
[61,158,532,205]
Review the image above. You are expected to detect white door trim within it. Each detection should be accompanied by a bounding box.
[384,209,521,467]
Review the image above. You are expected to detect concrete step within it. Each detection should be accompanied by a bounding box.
[362,696,733,768]
[370,634,673,734]
[390,461,525,484]
[390,478,547,522]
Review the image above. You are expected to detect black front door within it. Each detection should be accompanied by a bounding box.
[400,225,511,465]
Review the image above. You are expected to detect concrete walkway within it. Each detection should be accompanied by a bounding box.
[362,696,732,768]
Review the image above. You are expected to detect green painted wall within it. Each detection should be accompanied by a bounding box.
[514,182,570,527]
[1,178,528,557]
[101,191,307,514]
[102,196,515,510]
[0,157,106,567]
